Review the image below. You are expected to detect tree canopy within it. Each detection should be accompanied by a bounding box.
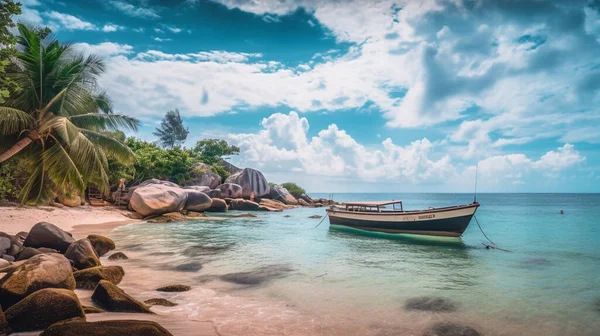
[193,138,240,165]
[0,0,21,104]
[153,109,189,148]
[281,182,306,198]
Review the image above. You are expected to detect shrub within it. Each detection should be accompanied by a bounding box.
[281,182,306,198]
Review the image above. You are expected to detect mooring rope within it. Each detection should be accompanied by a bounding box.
[474,215,512,252]
[314,214,329,228]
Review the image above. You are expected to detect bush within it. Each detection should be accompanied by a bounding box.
[281,182,306,198]
[210,163,231,180]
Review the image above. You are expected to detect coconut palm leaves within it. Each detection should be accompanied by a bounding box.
[0,24,139,203]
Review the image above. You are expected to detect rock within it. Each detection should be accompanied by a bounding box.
[183,185,211,193]
[224,168,270,198]
[0,236,10,252]
[219,264,293,286]
[308,215,322,219]
[74,266,125,289]
[405,297,458,312]
[91,280,153,314]
[7,240,23,256]
[314,202,323,207]
[1,255,14,262]
[0,259,10,269]
[422,322,482,336]
[257,205,282,212]
[206,198,228,212]
[218,159,241,174]
[14,232,28,243]
[87,235,115,257]
[82,305,104,314]
[232,213,257,218]
[59,195,82,207]
[185,163,222,189]
[147,212,186,223]
[218,183,243,198]
[269,185,299,205]
[206,189,223,198]
[298,198,310,206]
[183,190,212,212]
[23,222,75,253]
[138,179,180,188]
[0,305,8,336]
[40,320,173,336]
[144,298,178,307]
[130,184,188,217]
[38,247,59,253]
[64,238,101,270]
[155,285,191,292]
[0,254,75,309]
[299,193,314,204]
[108,252,129,261]
[16,247,44,261]
[125,212,144,219]
[260,198,294,210]
[229,199,260,211]
[4,288,85,332]
[186,211,207,218]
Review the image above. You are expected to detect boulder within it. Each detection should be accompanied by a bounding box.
[14,232,28,243]
[229,199,260,211]
[0,254,76,309]
[1,255,14,262]
[218,183,243,199]
[41,320,173,336]
[144,298,178,307]
[74,266,125,289]
[218,159,241,174]
[260,198,294,210]
[16,247,44,261]
[298,198,310,207]
[130,184,188,217]
[108,252,129,261]
[139,179,180,188]
[183,190,212,212]
[269,185,299,205]
[87,235,115,257]
[147,212,186,223]
[0,259,10,269]
[308,215,322,219]
[185,163,222,189]
[225,168,270,198]
[59,195,82,208]
[156,284,191,292]
[91,280,153,314]
[0,235,11,253]
[82,305,104,314]
[422,322,482,336]
[4,288,85,332]
[7,238,23,256]
[206,198,228,212]
[183,185,210,193]
[204,189,221,198]
[299,193,314,204]
[65,239,101,270]
[23,222,75,253]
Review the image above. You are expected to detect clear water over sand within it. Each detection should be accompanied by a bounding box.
[108,193,600,335]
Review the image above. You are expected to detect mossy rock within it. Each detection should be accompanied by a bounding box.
[91,280,153,314]
[144,298,178,307]
[5,288,85,332]
[107,252,129,261]
[155,285,191,292]
[73,266,125,289]
[40,320,173,336]
[82,305,105,314]
[64,239,101,270]
[87,235,115,257]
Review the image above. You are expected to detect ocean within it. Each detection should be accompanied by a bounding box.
[107,193,600,335]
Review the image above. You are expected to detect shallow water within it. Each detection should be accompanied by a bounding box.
[109,193,600,335]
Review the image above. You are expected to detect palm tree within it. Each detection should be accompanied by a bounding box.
[0,24,139,203]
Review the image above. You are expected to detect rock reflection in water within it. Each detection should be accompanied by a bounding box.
[219,264,295,286]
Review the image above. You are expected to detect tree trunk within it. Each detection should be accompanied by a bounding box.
[0,136,33,163]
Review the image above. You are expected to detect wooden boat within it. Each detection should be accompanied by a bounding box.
[326,200,480,237]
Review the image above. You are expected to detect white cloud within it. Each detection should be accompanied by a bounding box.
[533,144,585,172]
[45,11,96,31]
[107,0,160,19]
[102,24,125,32]
[75,42,134,58]
[153,37,172,42]
[164,25,182,33]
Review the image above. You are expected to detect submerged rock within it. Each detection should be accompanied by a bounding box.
[155,285,191,292]
[182,244,234,257]
[40,320,173,336]
[308,215,322,219]
[23,222,75,253]
[144,298,178,307]
[74,266,125,289]
[0,254,75,309]
[422,322,482,336]
[225,168,270,198]
[130,184,188,217]
[405,297,458,312]
[206,198,228,212]
[4,288,85,332]
[219,264,294,286]
[183,190,212,212]
[173,262,203,272]
[108,252,129,261]
[91,280,154,314]
[87,235,115,257]
[64,238,101,270]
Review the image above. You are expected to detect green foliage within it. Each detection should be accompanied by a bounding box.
[0,24,138,203]
[193,139,240,165]
[0,0,21,104]
[210,163,231,180]
[281,182,306,198]
[268,182,276,188]
[153,109,189,149]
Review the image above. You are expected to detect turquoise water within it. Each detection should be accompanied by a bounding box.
[110,193,600,335]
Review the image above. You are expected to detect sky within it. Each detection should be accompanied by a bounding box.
[17,0,600,193]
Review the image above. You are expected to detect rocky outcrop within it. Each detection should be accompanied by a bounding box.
[74,266,125,289]
[218,159,241,175]
[225,168,270,198]
[183,185,210,193]
[23,222,75,253]
[64,238,101,270]
[0,254,76,309]
[183,190,212,212]
[139,179,180,188]
[206,198,228,212]
[229,199,260,211]
[16,247,44,261]
[91,280,153,314]
[40,320,173,336]
[269,185,298,205]
[108,252,129,261]
[4,288,85,332]
[204,189,222,198]
[130,184,188,217]
[155,284,191,292]
[144,298,178,307]
[87,235,115,257]
[297,198,310,206]
[185,163,222,189]
[259,198,294,211]
[218,183,243,199]
[299,193,314,204]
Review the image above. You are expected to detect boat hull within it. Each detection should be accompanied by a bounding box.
[326,204,479,237]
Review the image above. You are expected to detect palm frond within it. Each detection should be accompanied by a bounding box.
[80,129,135,164]
[0,107,34,135]
[41,141,85,194]
[67,132,110,193]
[69,113,139,132]
[41,116,80,145]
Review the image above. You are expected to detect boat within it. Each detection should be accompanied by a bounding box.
[326,200,480,237]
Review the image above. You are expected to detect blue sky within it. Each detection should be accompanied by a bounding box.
[18,0,600,192]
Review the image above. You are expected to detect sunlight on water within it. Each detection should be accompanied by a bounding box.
[109,193,600,335]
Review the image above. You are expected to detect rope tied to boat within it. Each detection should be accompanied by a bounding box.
[474,215,512,252]
[314,214,329,228]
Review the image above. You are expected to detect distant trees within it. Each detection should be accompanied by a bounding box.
[193,139,240,165]
[281,183,305,198]
[153,109,189,148]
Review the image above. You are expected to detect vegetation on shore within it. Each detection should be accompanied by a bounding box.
[281,183,306,197]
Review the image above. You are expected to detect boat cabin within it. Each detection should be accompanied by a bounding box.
[342,200,404,212]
